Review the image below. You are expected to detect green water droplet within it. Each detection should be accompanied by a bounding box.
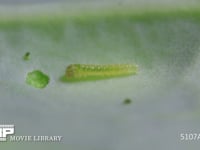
[26,70,49,89]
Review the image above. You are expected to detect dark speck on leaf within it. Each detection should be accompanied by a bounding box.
[123,98,132,105]
[23,52,30,60]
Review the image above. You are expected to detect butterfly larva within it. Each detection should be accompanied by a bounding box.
[66,64,138,81]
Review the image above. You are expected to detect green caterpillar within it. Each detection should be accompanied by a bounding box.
[65,64,138,81]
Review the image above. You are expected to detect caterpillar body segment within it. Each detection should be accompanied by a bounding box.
[65,64,138,81]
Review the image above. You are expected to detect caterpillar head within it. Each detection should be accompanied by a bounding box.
[66,64,79,78]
